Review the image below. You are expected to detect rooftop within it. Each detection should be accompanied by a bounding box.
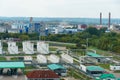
[87,66,105,71]
[47,64,66,70]
[26,70,59,78]
[0,62,25,68]
[86,52,103,57]
[100,74,116,79]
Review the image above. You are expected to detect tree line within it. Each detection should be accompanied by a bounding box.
[0,27,120,54]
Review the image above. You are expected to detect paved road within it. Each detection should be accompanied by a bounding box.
[0,75,25,80]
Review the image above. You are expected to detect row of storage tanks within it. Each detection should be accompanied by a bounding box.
[24,54,74,64]
[0,41,49,54]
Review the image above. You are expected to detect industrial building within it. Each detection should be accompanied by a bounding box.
[8,41,19,54]
[37,41,49,54]
[26,70,60,80]
[22,41,34,54]
[86,52,111,63]
[48,54,60,63]
[80,64,105,77]
[37,55,47,63]
[47,64,67,76]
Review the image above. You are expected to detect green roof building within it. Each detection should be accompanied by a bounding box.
[86,52,103,58]
[0,62,25,68]
[87,66,105,71]
[86,66,105,77]
[47,64,67,76]
[95,74,116,80]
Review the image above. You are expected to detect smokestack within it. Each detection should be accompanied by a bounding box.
[100,12,102,25]
[108,12,111,28]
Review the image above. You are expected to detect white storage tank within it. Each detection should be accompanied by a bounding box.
[23,41,34,54]
[48,54,60,63]
[8,41,19,54]
[61,53,73,63]
[37,41,49,54]
[37,55,47,63]
[0,41,2,54]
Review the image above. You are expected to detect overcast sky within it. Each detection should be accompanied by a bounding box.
[0,0,120,18]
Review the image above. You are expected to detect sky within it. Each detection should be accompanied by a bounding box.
[0,0,120,18]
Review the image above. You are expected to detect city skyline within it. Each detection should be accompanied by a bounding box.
[0,0,120,18]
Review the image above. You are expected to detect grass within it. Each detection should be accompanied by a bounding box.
[67,68,92,80]
[49,47,57,51]
[0,57,6,61]
[10,57,19,61]
[97,63,110,70]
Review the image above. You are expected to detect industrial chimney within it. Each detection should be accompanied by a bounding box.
[100,12,102,25]
[108,12,111,28]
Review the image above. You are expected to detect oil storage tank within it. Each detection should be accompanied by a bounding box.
[48,54,60,63]
[22,41,34,54]
[8,41,19,54]
[37,55,47,63]
[37,41,49,54]
[61,53,73,63]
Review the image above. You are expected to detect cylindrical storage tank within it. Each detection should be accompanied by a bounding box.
[61,54,73,63]
[37,41,49,54]
[0,41,2,54]
[48,54,60,63]
[8,41,19,54]
[22,41,34,54]
[37,55,47,63]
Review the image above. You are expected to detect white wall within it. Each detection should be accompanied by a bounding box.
[110,65,120,71]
